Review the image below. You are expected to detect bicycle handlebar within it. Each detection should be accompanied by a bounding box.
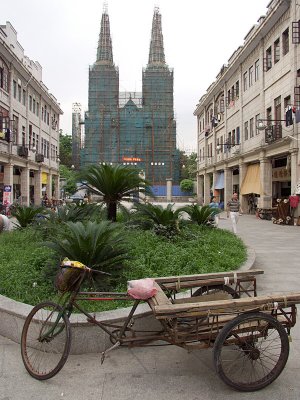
[60,264,111,276]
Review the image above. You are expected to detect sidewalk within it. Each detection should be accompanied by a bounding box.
[0,215,300,400]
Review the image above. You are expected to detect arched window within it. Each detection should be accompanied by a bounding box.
[0,58,9,92]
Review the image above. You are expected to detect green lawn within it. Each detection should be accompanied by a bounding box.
[0,225,247,312]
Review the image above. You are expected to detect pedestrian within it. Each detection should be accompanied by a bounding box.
[0,214,11,233]
[226,193,243,234]
[209,196,220,227]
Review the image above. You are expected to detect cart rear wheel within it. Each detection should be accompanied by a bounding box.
[21,301,71,380]
[192,284,239,299]
[213,312,289,392]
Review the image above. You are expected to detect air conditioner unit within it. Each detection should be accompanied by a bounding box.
[18,146,29,157]
[35,153,44,163]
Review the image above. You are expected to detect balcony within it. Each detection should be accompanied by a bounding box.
[18,146,29,158]
[264,125,282,144]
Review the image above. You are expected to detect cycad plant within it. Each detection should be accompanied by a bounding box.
[79,164,151,222]
[44,220,128,272]
[11,205,45,228]
[182,204,220,226]
[131,202,183,238]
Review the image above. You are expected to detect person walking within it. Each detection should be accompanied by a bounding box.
[209,196,220,227]
[226,193,242,234]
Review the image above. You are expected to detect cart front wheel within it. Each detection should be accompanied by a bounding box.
[21,301,71,380]
[213,312,289,392]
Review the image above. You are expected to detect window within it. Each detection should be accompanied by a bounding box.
[29,124,32,149]
[266,47,272,70]
[29,95,32,111]
[236,127,240,144]
[0,58,9,92]
[22,89,26,106]
[255,60,259,81]
[232,129,236,145]
[282,28,289,56]
[11,115,18,144]
[42,107,44,121]
[274,38,280,64]
[227,89,231,104]
[36,102,39,117]
[249,66,253,87]
[13,80,17,98]
[284,95,291,109]
[33,99,36,114]
[274,96,281,122]
[47,112,50,125]
[22,126,26,146]
[255,114,260,135]
[36,134,39,152]
[250,118,254,138]
[243,71,248,91]
[266,107,272,125]
[235,81,239,98]
[244,121,249,140]
[18,85,21,102]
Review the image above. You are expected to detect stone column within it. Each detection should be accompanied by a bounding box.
[290,150,298,194]
[34,168,42,206]
[47,171,53,199]
[224,166,233,205]
[197,174,204,204]
[3,163,14,205]
[238,161,248,212]
[259,157,272,208]
[20,167,30,206]
[166,178,172,202]
[203,172,211,204]
[53,174,60,199]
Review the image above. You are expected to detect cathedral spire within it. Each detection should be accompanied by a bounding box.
[96,5,113,65]
[148,7,166,66]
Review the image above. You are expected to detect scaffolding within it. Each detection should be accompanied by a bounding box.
[81,6,180,185]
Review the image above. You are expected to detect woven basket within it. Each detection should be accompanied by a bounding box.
[55,267,84,293]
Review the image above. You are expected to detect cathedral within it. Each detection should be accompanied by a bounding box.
[80,7,180,187]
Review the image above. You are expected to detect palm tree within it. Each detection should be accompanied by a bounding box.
[130,202,183,238]
[11,205,45,228]
[45,221,128,271]
[182,204,220,226]
[80,164,151,221]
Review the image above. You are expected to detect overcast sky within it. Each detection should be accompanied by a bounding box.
[2,0,269,151]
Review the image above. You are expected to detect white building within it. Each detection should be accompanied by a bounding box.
[0,22,62,206]
[194,0,300,218]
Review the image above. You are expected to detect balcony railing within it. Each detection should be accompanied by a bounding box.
[265,125,282,144]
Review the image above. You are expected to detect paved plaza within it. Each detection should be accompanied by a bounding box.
[0,214,300,400]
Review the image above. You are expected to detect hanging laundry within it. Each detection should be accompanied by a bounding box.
[211,116,218,128]
[295,108,300,123]
[5,128,11,142]
[285,106,293,127]
[289,195,299,208]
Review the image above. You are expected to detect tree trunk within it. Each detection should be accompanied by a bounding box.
[107,201,117,221]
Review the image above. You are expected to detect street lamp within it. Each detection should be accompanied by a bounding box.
[256,119,287,131]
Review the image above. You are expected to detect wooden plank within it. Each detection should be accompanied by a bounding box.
[154,269,264,284]
[161,276,256,291]
[153,292,300,317]
[173,293,231,304]
[147,282,172,310]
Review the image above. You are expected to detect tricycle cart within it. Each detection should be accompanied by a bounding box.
[21,265,300,392]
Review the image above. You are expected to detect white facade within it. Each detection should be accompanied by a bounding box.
[194,0,300,217]
[0,22,62,206]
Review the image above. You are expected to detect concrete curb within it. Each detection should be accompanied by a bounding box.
[0,245,256,354]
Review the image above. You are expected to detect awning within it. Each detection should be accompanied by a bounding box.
[214,172,224,189]
[42,172,48,185]
[240,164,262,195]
